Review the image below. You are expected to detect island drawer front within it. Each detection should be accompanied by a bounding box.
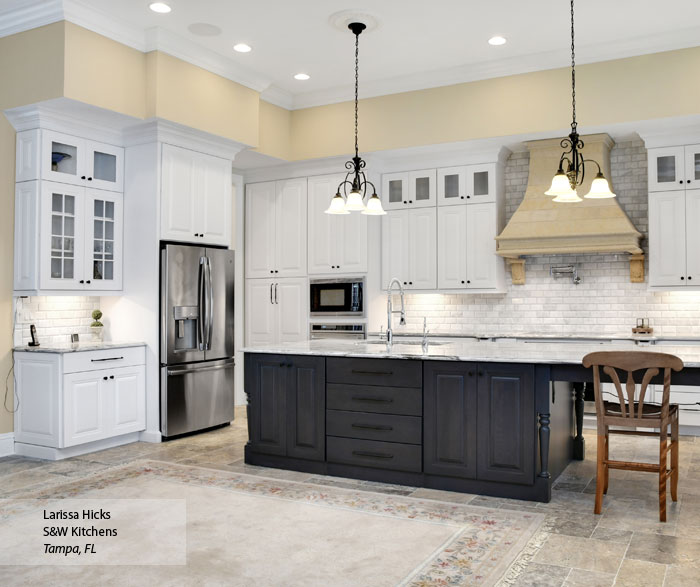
[327,358,422,388]
[327,383,422,416]
[327,437,422,473]
[63,346,146,374]
[327,410,422,445]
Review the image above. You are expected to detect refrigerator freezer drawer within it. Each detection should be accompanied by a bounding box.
[161,358,235,438]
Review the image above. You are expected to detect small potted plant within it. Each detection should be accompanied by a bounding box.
[91,309,104,342]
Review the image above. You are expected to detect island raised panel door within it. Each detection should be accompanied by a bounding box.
[466,203,499,289]
[286,356,325,461]
[307,174,343,274]
[197,153,231,247]
[408,207,437,290]
[685,189,700,283]
[381,210,410,289]
[245,182,277,278]
[424,362,478,479]
[437,205,467,288]
[648,191,687,287]
[245,354,287,456]
[161,144,199,243]
[476,363,535,485]
[275,178,307,277]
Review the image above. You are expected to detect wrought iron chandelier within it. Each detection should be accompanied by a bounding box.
[325,22,385,215]
[546,0,616,203]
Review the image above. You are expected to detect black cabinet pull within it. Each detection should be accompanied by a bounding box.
[681,276,685,280]
[79,280,84,284]
[103,376,108,380]
[351,396,393,403]
[352,450,394,460]
[86,280,91,284]
[478,371,484,376]
[109,375,114,379]
[468,371,474,376]
[351,423,393,431]
[461,280,465,284]
[91,356,124,362]
[275,270,279,273]
[688,180,692,184]
[351,370,393,376]
[688,276,693,280]
[409,200,413,204]
[460,196,465,199]
[409,281,413,285]
[87,177,92,181]
[680,180,684,184]
[466,195,471,199]
[467,280,471,284]
[81,176,86,180]
[403,200,407,204]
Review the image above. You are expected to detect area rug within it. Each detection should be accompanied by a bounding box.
[1,461,544,586]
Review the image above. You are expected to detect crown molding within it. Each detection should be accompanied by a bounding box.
[259,85,295,110]
[636,115,700,148]
[0,0,63,38]
[63,0,145,51]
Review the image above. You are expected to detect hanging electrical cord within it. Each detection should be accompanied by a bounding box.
[4,303,19,414]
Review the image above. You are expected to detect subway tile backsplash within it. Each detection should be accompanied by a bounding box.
[15,296,101,346]
[392,140,700,337]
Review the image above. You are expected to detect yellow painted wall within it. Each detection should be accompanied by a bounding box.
[290,46,700,160]
[0,114,15,435]
[0,23,64,110]
[254,100,292,160]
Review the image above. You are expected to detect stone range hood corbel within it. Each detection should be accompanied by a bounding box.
[495,134,644,285]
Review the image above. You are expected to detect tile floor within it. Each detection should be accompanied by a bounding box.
[2,409,699,586]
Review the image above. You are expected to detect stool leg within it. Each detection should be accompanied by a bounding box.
[595,434,605,515]
[671,416,679,503]
[604,427,610,494]
[659,427,668,522]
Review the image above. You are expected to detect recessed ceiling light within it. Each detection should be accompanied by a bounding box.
[488,36,507,46]
[149,2,171,14]
[233,43,252,53]
[294,73,310,81]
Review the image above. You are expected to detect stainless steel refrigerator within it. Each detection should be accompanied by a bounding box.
[160,243,235,438]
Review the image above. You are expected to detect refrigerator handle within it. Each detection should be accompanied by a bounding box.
[198,257,206,351]
[206,256,214,350]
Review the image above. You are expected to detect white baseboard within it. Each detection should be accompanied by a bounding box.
[139,429,162,443]
[0,432,14,457]
[14,432,141,461]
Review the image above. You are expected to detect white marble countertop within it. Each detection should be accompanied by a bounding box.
[243,339,700,368]
[366,331,700,342]
[13,341,146,354]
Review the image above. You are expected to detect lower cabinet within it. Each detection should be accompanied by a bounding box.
[245,353,325,461]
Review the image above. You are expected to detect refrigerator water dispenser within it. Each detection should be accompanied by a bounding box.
[173,305,198,351]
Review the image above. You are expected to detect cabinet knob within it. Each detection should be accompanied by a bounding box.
[468,371,474,376]
[81,175,86,180]
[478,371,484,376]
[275,270,279,274]
[403,281,407,285]
[409,200,413,204]
[688,180,692,184]
[467,280,471,284]
[103,376,108,380]
[337,266,340,269]
[79,280,85,284]
[270,270,274,274]
[688,276,693,281]
[195,233,199,237]
[466,195,471,199]
[681,276,685,280]
[110,375,114,379]
[680,180,684,184]
[86,280,91,284]
[87,177,92,181]
[200,234,205,238]
[461,280,465,284]
[403,201,407,204]
[460,196,465,199]
[408,281,413,285]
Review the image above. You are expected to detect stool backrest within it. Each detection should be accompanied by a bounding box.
[582,351,683,432]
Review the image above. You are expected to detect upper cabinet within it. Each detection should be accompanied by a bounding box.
[648,145,700,192]
[16,129,124,192]
[245,179,307,279]
[381,169,436,210]
[160,144,232,247]
[307,174,368,275]
[437,164,496,205]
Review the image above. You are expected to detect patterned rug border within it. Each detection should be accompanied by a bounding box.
[3,459,546,586]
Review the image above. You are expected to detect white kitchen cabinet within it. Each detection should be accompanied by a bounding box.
[307,174,367,275]
[245,179,307,278]
[648,190,694,287]
[16,129,124,192]
[245,278,307,345]
[438,206,467,288]
[161,144,232,247]
[648,145,700,192]
[381,172,408,211]
[685,189,700,283]
[14,346,146,459]
[437,164,495,205]
[465,203,501,289]
[381,170,436,211]
[381,208,436,290]
[15,180,123,293]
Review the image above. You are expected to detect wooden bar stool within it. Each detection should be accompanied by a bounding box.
[582,351,683,522]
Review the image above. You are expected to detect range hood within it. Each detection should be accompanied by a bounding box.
[495,134,643,284]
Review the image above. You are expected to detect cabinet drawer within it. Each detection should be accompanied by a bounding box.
[327,358,422,388]
[327,436,422,473]
[63,346,145,374]
[327,410,422,444]
[327,383,422,416]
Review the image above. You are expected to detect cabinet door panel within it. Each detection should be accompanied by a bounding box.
[245,279,276,345]
[466,203,500,289]
[649,146,685,192]
[85,140,124,192]
[649,191,687,286]
[286,356,325,461]
[381,172,409,211]
[198,154,231,247]
[40,182,85,290]
[41,130,85,187]
[161,144,198,242]
[686,189,700,282]
[276,278,307,343]
[438,206,467,288]
[467,164,496,203]
[245,182,277,278]
[245,354,287,456]
[381,210,410,289]
[408,169,437,208]
[437,166,467,206]
[424,362,477,478]
[408,207,437,290]
[64,371,106,447]
[275,178,307,277]
[307,174,343,274]
[338,207,368,274]
[477,363,535,484]
[84,190,123,291]
[111,366,146,435]
[14,181,39,291]
[685,145,700,188]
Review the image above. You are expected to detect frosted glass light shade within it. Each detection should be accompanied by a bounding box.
[362,194,386,215]
[552,186,582,203]
[325,193,349,214]
[584,173,616,199]
[545,171,572,196]
[345,189,367,212]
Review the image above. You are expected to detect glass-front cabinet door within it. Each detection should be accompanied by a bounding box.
[648,146,685,192]
[408,169,436,208]
[40,182,84,290]
[684,145,700,190]
[41,130,85,187]
[381,172,409,211]
[437,166,467,206]
[84,191,123,290]
[467,163,496,203]
[86,140,124,192]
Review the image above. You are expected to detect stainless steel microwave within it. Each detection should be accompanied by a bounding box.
[310,278,364,317]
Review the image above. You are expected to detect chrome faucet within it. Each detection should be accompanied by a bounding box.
[386,278,406,346]
[422,316,429,352]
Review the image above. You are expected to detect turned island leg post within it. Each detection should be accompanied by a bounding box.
[538,412,551,478]
[573,382,586,460]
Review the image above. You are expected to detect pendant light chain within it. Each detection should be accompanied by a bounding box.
[354,30,360,158]
[570,0,577,133]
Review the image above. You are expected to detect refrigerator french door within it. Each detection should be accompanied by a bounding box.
[160,244,235,438]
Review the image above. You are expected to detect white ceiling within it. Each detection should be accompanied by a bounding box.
[3,0,700,109]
